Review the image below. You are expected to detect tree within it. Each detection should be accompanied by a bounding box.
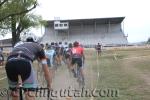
[0,0,37,22]
[0,0,44,46]
[147,37,150,44]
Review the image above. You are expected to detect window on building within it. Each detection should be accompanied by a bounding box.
[64,24,68,27]
[60,24,63,27]
[55,24,58,27]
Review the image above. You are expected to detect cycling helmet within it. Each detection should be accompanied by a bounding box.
[73,41,79,47]
[26,37,34,42]
[69,43,73,48]
[20,32,38,42]
[59,42,62,44]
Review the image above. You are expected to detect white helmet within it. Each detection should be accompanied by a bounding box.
[20,32,38,42]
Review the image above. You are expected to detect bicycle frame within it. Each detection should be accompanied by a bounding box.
[73,62,84,87]
[18,75,23,100]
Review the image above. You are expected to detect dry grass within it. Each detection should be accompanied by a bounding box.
[0,47,150,100]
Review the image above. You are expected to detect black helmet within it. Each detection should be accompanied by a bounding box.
[73,41,79,47]
[26,37,34,42]
[69,43,72,48]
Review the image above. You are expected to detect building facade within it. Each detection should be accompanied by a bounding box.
[41,17,128,46]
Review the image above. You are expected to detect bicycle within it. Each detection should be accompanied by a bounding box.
[11,75,23,100]
[17,75,52,100]
[4,75,24,100]
[73,62,85,88]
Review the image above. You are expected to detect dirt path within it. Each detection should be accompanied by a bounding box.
[51,65,80,100]
[36,61,96,100]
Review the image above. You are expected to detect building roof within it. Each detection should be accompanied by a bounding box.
[47,17,125,26]
[0,38,12,47]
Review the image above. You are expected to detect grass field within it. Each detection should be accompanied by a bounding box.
[0,47,150,100]
[85,47,150,100]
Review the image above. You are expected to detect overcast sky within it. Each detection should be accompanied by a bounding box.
[2,0,149,43]
[33,0,150,43]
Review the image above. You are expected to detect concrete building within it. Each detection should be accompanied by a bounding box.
[41,17,128,46]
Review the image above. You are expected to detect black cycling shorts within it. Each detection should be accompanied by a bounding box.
[71,58,82,67]
[5,59,31,82]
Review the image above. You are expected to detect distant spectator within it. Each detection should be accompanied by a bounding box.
[0,47,3,52]
[95,43,102,56]
[0,47,4,66]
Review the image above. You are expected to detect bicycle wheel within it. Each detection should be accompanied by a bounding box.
[76,66,85,88]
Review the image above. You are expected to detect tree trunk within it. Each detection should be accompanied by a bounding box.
[11,16,18,46]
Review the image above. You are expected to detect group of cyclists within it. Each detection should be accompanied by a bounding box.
[42,41,85,86]
[4,35,85,100]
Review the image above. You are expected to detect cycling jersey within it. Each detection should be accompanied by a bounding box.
[71,46,83,58]
[45,49,56,67]
[96,44,101,51]
[6,42,46,91]
[9,42,46,61]
[64,48,72,59]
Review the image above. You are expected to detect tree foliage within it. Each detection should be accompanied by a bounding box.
[0,0,44,46]
[147,37,150,44]
[0,0,37,22]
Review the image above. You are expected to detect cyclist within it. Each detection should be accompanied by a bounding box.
[45,43,49,50]
[62,42,69,64]
[0,47,4,66]
[5,36,51,100]
[65,43,73,70]
[40,43,45,49]
[58,42,64,65]
[71,41,85,86]
[45,44,56,81]
[95,43,102,56]
[54,42,60,67]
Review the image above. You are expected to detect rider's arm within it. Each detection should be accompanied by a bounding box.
[81,48,85,62]
[38,49,51,89]
[41,59,51,88]
[83,53,85,60]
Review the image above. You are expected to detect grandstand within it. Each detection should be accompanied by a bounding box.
[41,17,128,46]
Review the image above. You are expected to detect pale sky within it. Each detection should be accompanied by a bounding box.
[33,0,150,43]
[1,0,149,43]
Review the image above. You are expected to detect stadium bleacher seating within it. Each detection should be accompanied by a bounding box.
[41,23,128,46]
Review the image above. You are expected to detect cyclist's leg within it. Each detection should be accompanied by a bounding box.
[11,89,19,100]
[5,61,20,100]
[50,55,55,67]
[53,55,57,70]
[59,50,63,65]
[56,54,60,66]
[62,51,65,64]
[71,58,77,77]
[67,58,71,70]
[5,59,32,100]
[0,54,4,66]
[97,50,100,56]
[49,55,55,82]
[23,62,38,100]
[77,58,85,85]
[65,54,70,69]
[10,88,19,100]
[59,53,62,65]
[24,89,36,100]
[57,52,60,66]
[46,58,53,86]
[68,57,72,70]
